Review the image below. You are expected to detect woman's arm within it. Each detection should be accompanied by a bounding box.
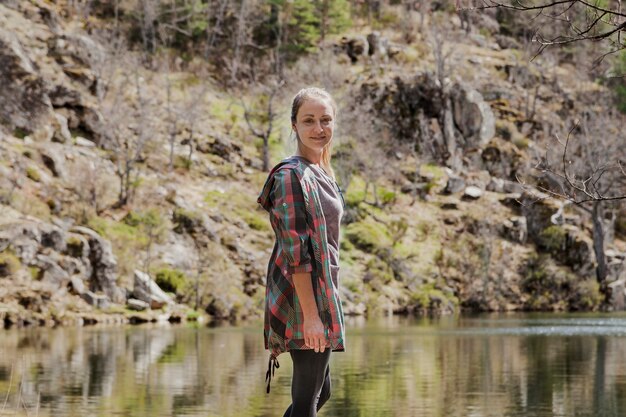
[292,272,327,353]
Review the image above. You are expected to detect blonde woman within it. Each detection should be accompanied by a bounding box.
[258,87,346,417]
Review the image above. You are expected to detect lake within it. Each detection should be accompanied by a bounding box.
[1,313,626,417]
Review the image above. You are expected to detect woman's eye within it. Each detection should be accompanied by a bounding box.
[321,119,332,125]
[303,119,313,124]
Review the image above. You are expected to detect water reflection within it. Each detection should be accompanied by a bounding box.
[1,314,626,416]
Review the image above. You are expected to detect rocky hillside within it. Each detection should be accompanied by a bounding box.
[1,0,625,327]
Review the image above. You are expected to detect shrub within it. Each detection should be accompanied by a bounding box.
[66,236,85,257]
[173,208,204,234]
[26,166,41,182]
[155,268,188,294]
[538,225,567,252]
[0,252,21,277]
[345,221,391,253]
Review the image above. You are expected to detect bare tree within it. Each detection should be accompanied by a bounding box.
[524,113,626,302]
[242,79,284,172]
[461,0,626,61]
[102,62,154,208]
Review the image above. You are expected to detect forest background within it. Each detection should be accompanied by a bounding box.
[1,0,625,326]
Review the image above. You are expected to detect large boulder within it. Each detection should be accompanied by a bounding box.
[71,226,125,303]
[450,82,496,148]
[0,19,53,133]
[132,270,174,309]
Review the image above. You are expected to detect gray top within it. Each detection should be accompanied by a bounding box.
[293,156,344,284]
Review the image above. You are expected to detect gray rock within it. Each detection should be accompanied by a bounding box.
[48,84,82,107]
[0,25,53,133]
[608,279,626,311]
[341,35,369,63]
[39,145,67,179]
[487,178,524,194]
[444,175,465,194]
[69,275,86,295]
[34,254,70,288]
[127,298,150,311]
[133,270,174,309]
[75,136,96,147]
[463,186,483,199]
[71,226,124,303]
[367,31,386,58]
[52,112,72,144]
[81,291,110,309]
[451,83,495,147]
[40,224,66,251]
[502,216,527,243]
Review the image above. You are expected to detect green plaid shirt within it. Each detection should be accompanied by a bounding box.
[258,157,345,358]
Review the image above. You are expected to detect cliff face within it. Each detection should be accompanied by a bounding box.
[1,1,625,326]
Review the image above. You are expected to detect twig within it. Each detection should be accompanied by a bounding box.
[2,364,13,412]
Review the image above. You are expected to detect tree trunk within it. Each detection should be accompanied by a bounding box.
[262,134,270,172]
[592,200,609,302]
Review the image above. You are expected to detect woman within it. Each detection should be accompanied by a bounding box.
[257,87,346,417]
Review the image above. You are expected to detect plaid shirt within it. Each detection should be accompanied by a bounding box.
[258,157,345,358]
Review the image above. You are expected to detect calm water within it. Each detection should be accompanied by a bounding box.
[2,313,626,417]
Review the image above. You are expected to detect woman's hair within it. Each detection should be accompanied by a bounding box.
[291,87,337,179]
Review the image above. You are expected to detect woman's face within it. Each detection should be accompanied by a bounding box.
[293,98,334,156]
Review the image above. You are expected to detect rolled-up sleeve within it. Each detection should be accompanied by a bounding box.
[270,169,312,275]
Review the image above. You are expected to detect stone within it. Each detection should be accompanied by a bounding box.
[71,226,124,303]
[52,113,72,144]
[503,180,523,194]
[502,216,527,243]
[75,136,95,147]
[344,35,369,63]
[0,23,54,132]
[450,83,495,147]
[463,186,483,199]
[81,291,110,309]
[69,275,86,295]
[39,145,67,178]
[444,175,465,194]
[48,84,82,107]
[127,298,150,311]
[366,32,386,58]
[34,254,70,288]
[132,270,174,309]
[608,279,626,311]
[40,225,66,251]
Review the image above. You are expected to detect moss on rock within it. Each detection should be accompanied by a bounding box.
[345,220,392,253]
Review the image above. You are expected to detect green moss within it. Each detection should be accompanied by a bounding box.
[410,283,448,308]
[0,252,21,277]
[155,268,188,294]
[420,164,445,181]
[173,208,203,234]
[345,220,391,253]
[66,236,84,257]
[28,266,43,280]
[572,280,602,310]
[538,225,567,252]
[377,186,396,205]
[26,166,41,182]
[513,137,530,149]
[236,209,269,231]
[364,257,394,286]
[174,155,192,170]
[13,127,29,139]
[186,310,201,321]
[522,253,600,311]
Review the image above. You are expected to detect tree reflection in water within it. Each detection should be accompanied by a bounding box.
[1,314,626,416]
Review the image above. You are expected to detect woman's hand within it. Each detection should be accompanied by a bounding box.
[303,314,327,353]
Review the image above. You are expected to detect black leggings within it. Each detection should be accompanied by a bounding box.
[283,349,332,417]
